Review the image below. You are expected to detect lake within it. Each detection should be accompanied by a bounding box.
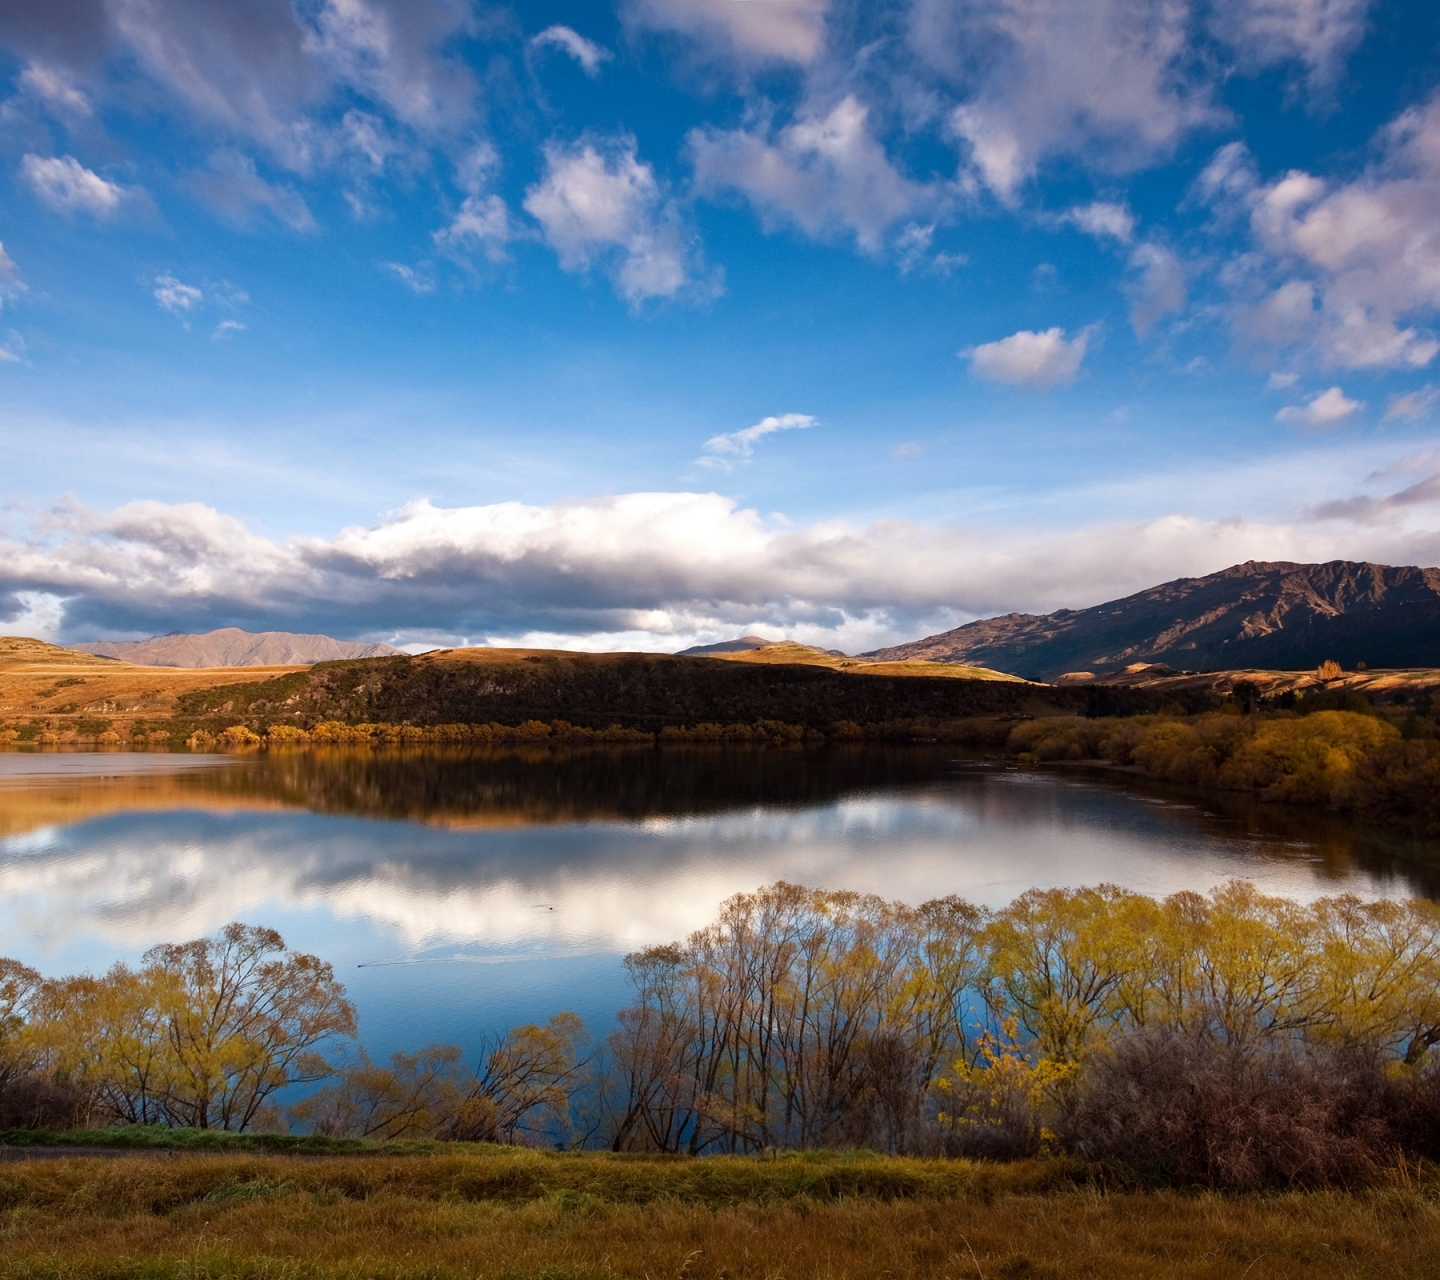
[2,745,1437,1061]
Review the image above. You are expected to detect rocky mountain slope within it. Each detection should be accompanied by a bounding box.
[866,561,1440,680]
[73,627,402,668]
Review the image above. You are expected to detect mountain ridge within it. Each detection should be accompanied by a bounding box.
[73,627,403,668]
[865,560,1440,680]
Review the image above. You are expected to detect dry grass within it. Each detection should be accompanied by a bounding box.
[1,1148,1437,1278]
[700,641,1027,682]
[0,638,302,737]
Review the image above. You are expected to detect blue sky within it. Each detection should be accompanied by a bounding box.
[1,0,1439,652]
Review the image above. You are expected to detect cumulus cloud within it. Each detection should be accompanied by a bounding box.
[530,25,611,77]
[964,326,1092,387]
[1277,385,1363,427]
[1062,201,1135,243]
[183,150,316,231]
[20,153,133,216]
[1126,241,1186,336]
[8,484,1440,650]
[1384,386,1439,422]
[912,0,1223,202]
[1210,0,1374,91]
[623,0,829,66]
[525,135,710,304]
[699,412,815,469]
[690,96,930,253]
[1204,94,1440,371]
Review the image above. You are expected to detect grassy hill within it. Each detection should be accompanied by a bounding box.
[175,646,1071,734]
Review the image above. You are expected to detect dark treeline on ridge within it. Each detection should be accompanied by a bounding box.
[9,883,1440,1189]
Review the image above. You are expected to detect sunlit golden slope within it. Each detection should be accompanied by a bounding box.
[698,640,1028,682]
[0,636,305,734]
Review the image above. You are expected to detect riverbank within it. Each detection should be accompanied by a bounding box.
[0,1144,1436,1278]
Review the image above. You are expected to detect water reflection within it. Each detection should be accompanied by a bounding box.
[2,746,1438,1054]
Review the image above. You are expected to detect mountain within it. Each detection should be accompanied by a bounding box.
[72,627,404,668]
[678,635,778,655]
[864,561,1440,681]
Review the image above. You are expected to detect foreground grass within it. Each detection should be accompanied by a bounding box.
[1,1145,1438,1278]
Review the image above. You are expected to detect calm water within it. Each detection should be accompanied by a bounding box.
[2,745,1437,1060]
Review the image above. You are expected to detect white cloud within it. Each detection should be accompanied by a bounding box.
[1277,385,1363,427]
[622,0,829,66]
[1206,94,1440,370]
[184,151,317,231]
[18,63,92,116]
[1063,201,1135,243]
[1384,386,1439,421]
[1126,242,1186,336]
[912,0,1223,202]
[699,413,815,469]
[1267,370,1300,389]
[433,195,512,260]
[212,319,246,339]
[1210,0,1374,90]
[524,135,707,304]
[690,96,929,253]
[9,483,1440,653]
[153,274,203,316]
[530,25,612,77]
[964,326,1092,387]
[0,243,26,311]
[20,154,132,217]
[382,261,435,293]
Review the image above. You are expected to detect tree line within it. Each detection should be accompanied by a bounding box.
[7,881,1440,1186]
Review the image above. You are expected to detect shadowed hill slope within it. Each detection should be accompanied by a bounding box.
[74,628,402,668]
[177,647,1073,731]
[866,561,1440,680]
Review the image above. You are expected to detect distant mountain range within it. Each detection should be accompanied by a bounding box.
[865,560,1440,681]
[73,627,404,668]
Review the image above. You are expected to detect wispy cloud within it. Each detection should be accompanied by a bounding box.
[699,413,816,470]
[1385,386,1439,422]
[21,154,136,217]
[530,26,612,77]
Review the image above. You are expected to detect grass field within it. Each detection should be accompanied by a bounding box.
[1,1142,1437,1278]
[0,637,302,740]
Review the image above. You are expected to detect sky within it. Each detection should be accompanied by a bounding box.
[1,0,1439,653]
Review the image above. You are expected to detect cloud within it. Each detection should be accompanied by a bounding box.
[183,151,316,231]
[1204,93,1440,371]
[382,261,435,293]
[1384,386,1439,421]
[622,0,828,66]
[530,25,611,77]
[1126,241,1186,336]
[18,61,92,115]
[1267,370,1300,389]
[152,273,203,316]
[1210,0,1374,91]
[8,483,1440,651]
[433,195,512,260]
[690,96,930,253]
[1276,385,1363,427]
[912,0,1223,202]
[211,319,245,339]
[964,326,1092,387]
[1062,201,1135,243]
[0,244,26,310]
[20,153,132,216]
[524,135,710,304]
[699,412,815,469]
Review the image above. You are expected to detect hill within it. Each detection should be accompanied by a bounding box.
[866,560,1440,680]
[73,627,403,668]
[703,639,1024,681]
[175,646,1069,732]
